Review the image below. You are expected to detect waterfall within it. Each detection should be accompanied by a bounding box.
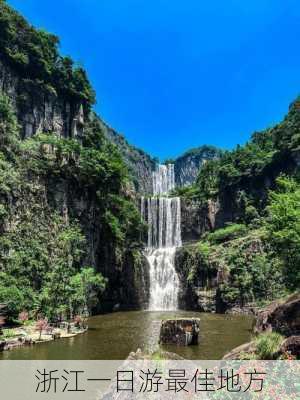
[152,164,175,195]
[141,164,182,311]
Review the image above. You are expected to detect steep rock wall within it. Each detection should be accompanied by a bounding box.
[175,245,218,312]
[0,59,85,140]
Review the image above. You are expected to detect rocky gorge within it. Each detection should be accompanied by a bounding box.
[0,0,299,361]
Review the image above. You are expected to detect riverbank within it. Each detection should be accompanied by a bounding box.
[0,322,88,352]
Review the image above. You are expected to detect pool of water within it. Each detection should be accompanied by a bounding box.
[0,311,253,360]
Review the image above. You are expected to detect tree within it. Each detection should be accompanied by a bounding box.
[0,274,24,322]
[70,268,107,317]
[35,318,49,340]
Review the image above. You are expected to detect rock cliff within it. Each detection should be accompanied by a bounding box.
[0,59,85,140]
[174,145,221,187]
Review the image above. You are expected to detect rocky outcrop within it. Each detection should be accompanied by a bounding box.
[159,318,200,346]
[0,59,85,140]
[181,198,220,242]
[175,245,218,312]
[254,293,300,336]
[174,145,221,188]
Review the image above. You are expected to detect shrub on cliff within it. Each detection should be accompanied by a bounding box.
[206,223,247,244]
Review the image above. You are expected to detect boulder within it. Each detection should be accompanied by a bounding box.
[255,293,300,336]
[159,318,200,346]
[280,336,300,358]
[223,341,257,360]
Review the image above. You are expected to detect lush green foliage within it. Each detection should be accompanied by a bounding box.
[188,129,276,205]
[219,249,284,307]
[0,0,95,108]
[69,268,107,317]
[184,227,286,309]
[206,223,247,244]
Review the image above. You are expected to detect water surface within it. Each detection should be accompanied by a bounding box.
[0,311,253,360]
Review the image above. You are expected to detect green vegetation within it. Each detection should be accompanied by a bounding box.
[206,223,247,244]
[186,229,285,309]
[255,332,284,360]
[265,176,300,289]
[0,0,95,109]
[0,92,144,322]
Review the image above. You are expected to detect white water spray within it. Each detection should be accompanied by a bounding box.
[141,164,182,311]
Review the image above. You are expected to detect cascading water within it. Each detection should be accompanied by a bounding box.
[141,164,182,311]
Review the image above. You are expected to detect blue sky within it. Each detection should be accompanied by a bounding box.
[7,0,300,160]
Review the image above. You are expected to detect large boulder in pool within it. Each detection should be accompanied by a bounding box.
[159,318,200,346]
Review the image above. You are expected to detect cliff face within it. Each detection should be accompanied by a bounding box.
[181,198,221,243]
[175,245,218,312]
[0,59,85,140]
[174,146,221,187]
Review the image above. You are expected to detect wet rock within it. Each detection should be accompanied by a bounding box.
[159,318,200,346]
